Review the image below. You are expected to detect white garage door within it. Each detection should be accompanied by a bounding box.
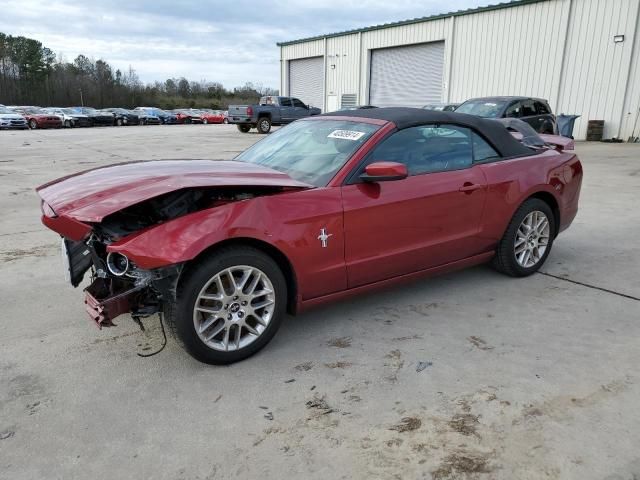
[369,42,445,107]
[289,57,324,111]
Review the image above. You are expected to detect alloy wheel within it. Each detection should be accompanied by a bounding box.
[514,210,550,268]
[192,266,275,351]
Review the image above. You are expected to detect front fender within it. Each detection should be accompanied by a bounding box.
[106,199,279,269]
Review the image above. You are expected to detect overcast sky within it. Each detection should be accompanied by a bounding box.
[0,0,489,88]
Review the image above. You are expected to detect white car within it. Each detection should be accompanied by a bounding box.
[0,106,28,130]
[42,108,91,128]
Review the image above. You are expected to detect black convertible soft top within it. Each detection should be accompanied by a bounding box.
[322,107,532,157]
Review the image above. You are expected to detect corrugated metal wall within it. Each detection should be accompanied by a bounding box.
[558,0,640,139]
[280,0,640,140]
[621,6,640,140]
[448,1,569,104]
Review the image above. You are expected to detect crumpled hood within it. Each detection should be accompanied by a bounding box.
[36,159,312,222]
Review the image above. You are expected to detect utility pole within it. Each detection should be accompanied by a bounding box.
[79,88,84,107]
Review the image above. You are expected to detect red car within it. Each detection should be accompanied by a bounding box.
[200,110,228,124]
[13,107,63,129]
[172,109,203,124]
[37,108,582,364]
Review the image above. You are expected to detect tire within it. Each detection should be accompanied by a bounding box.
[257,116,272,134]
[203,119,208,124]
[64,120,72,128]
[492,198,555,277]
[237,124,251,133]
[223,118,228,124]
[116,118,123,126]
[166,246,287,364]
[29,119,37,129]
[139,119,145,126]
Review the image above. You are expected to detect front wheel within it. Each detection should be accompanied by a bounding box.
[223,118,228,124]
[116,118,123,126]
[29,119,38,129]
[237,124,251,133]
[492,198,555,277]
[257,117,271,134]
[167,246,287,364]
[64,120,72,128]
[203,119,208,124]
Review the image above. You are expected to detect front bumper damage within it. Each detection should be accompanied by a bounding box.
[61,236,181,328]
[84,278,149,328]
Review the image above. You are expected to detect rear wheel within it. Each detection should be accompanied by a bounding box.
[257,117,272,134]
[237,124,251,133]
[64,120,72,128]
[167,246,287,364]
[492,198,555,277]
[116,118,123,126]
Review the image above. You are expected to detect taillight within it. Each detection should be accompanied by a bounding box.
[246,106,253,116]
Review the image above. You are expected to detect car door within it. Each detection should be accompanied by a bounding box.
[341,124,491,288]
[278,97,294,122]
[291,98,310,120]
[534,100,555,134]
[519,100,540,131]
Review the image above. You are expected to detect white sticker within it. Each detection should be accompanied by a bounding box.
[327,129,365,141]
[484,102,497,107]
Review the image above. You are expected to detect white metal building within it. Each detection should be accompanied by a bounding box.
[278,0,640,141]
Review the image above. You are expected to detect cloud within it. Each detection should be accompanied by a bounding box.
[0,0,487,88]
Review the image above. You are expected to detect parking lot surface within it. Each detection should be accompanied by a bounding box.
[1,125,639,480]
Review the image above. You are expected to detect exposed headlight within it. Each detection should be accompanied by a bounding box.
[106,252,129,276]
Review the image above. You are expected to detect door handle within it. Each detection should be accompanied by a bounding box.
[459,182,483,193]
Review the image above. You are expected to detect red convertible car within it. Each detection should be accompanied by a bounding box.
[13,107,63,129]
[37,108,582,364]
[200,110,228,124]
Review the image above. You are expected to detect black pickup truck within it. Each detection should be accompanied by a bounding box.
[228,96,321,133]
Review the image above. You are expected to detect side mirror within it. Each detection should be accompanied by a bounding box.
[360,162,408,182]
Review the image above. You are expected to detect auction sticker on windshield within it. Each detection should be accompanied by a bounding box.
[327,130,366,141]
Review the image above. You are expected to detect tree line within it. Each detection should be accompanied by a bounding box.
[0,32,278,109]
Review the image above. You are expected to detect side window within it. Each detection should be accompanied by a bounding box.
[472,132,499,162]
[279,98,292,107]
[369,125,473,176]
[505,102,521,118]
[521,100,536,117]
[535,101,550,114]
[291,98,306,108]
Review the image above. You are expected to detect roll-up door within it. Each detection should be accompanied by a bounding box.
[369,42,445,107]
[289,56,324,111]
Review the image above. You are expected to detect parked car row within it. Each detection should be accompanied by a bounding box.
[0,104,229,130]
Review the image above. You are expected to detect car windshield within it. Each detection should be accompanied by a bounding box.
[235,119,380,186]
[0,106,15,114]
[456,99,508,118]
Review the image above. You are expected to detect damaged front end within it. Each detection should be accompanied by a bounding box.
[50,185,293,328]
[62,235,181,328]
